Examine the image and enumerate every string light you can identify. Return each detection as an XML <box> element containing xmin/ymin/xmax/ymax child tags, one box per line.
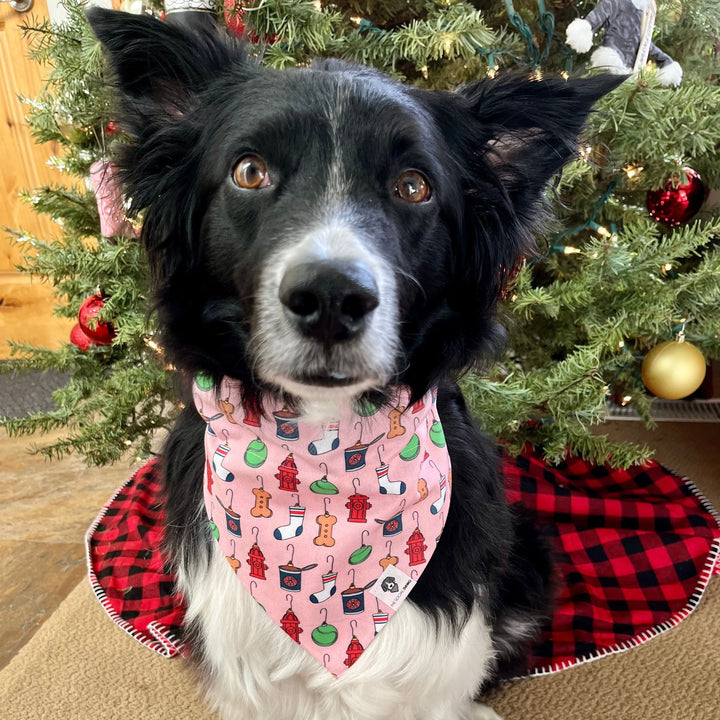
<box><xmin>563</xmin><ymin>246</ymin><xmax>581</xmax><ymax>255</ymax></box>
<box><xmin>578</xmin><ymin>144</ymin><xmax>594</xmax><ymax>161</ymax></box>
<box><xmin>350</xmin><ymin>15</ymin><xmax>361</xmax><ymax>25</ymax></box>
<box><xmin>313</xmin><ymin>0</ymin><xmax>322</xmax><ymax>10</ymax></box>
<box><xmin>560</xmin><ymin>70</ymin><xmax>569</xmax><ymax>81</ymax></box>
<box><xmin>531</xmin><ymin>68</ymin><xmax>544</xmax><ymax>81</ymax></box>
<box><xmin>621</xmin><ymin>395</ymin><xmax>632</xmax><ymax>406</ymax></box>
<box><xmin>486</xmin><ymin>66</ymin><xmax>498</xmax><ymax>78</ymax></box>
<box><xmin>618</xmin><ymin>340</ymin><xmax>625</xmax><ymax>348</ymax></box>
<box><xmin>420</xmin><ymin>65</ymin><xmax>429</xmax><ymax>79</ymax></box>
<box><xmin>624</xmin><ymin>164</ymin><xmax>644</xmax><ymax>179</ymax></box>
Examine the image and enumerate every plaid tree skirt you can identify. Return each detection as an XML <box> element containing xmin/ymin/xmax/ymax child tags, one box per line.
<box><xmin>86</xmin><ymin>449</ymin><xmax>720</xmax><ymax>674</ymax></box>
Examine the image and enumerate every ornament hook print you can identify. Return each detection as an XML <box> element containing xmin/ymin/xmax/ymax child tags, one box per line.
<box><xmin>220</xmin><ymin>487</ymin><xmax>241</xmax><ymax>537</ymax></box>
<box><xmin>311</xmin><ymin>607</ymin><xmax>339</xmax><ymax>648</ymax></box>
<box><xmin>310</xmin><ymin>461</ymin><xmax>339</xmax><ymax>495</ymax></box>
<box><xmin>227</xmin><ymin>538</ymin><xmax>241</xmax><ymax>572</ymax></box>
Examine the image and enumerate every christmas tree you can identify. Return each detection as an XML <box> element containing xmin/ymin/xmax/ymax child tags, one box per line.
<box><xmin>3</xmin><ymin>0</ymin><xmax>719</xmax><ymax>467</ymax></box>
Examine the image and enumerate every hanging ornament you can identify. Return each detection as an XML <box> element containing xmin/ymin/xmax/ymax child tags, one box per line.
<box><xmin>641</xmin><ymin>333</ymin><xmax>707</xmax><ymax>399</ymax></box>
<box><xmin>223</xmin><ymin>0</ymin><xmax>275</xmax><ymax>42</ymax></box>
<box><xmin>89</xmin><ymin>161</ymin><xmax>139</xmax><ymax>239</ymax></box>
<box><xmin>405</xmin><ymin>512</ymin><xmax>428</xmax><ymax>566</ymax></box>
<box><xmin>428</xmin><ymin>417</ymin><xmax>446</xmax><ymax>448</ymax></box>
<box><xmin>348</xmin><ymin>530</ymin><xmax>372</xmax><ymax>565</ymax></box>
<box><xmin>244</xmin><ymin>436</ymin><xmax>268</xmax><ymax>468</ymax></box>
<box><xmin>646</xmin><ymin>168</ymin><xmax>706</xmax><ymax>227</ymax></box>
<box><xmin>275</xmin><ymin>451</ymin><xmax>300</xmax><ymax>492</ymax></box>
<box><xmin>247</xmin><ymin>527</ymin><xmax>268</xmax><ymax>579</ymax></box>
<box><xmin>53</xmin><ymin>95</ymin><xmax>86</xmax><ymax>143</ymax></box>
<box><xmin>208</xmin><ymin>504</ymin><xmax>220</xmax><ymax>540</ymax></box>
<box><xmin>343</xmin><ymin>622</ymin><xmax>364</xmax><ymax>668</ymax></box>
<box><xmin>224</xmin><ymin>0</ymin><xmax>246</xmax><ymax>36</ymax></box>
<box><xmin>345</xmin><ymin>477</ymin><xmax>371</xmax><ymax>523</ymax></box>
<box><xmin>164</xmin><ymin>0</ymin><xmax>217</xmax><ymax>32</ymax></box>
<box><xmin>280</xmin><ymin>596</ymin><xmax>303</xmax><ymax>644</ymax></box>
<box><xmin>69</xmin><ymin>323</ymin><xmax>93</xmax><ymax>351</ymax></box>
<box><xmin>196</xmin><ymin>373</ymin><xmax>214</xmax><ymax>391</ymax></box>
<box><xmin>311</xmin><ymin>608</ymin><xmax>338</xmax><ymax>647</ymax></box>
<box><xmin>226</xmin><ymin>538</ymin><xmax>241</xmax><ymax>572</ymax></box>
<box><xmin>78</xmin><ymin>295</ymin><xmax>115</xmax><ymax>345</ymax></box>
<box><xmin>309</xmin><ymin>461</ymin><xmax>339</xmax><ymax>495</ymax></box>
<box><xmin>565</xmin><ymin>0</ymin><xmax>683</xmax><ymax>86</ymax></box>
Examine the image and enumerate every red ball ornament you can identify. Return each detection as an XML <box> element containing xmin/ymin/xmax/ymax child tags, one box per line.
<box><xmin>646</xmin><ymin>168</ymin><xmax>706</xmax><ymax>227</ymax></box>
<box><xmin>223</xmin><ymin>0</ymin><xmax>276</xmax><ymax>42</ymax></box>
<box><xmin>70</xmin><ymin>323</ymin><xmax>93</xmax><ymax>351</ymax></box>
<box><xmin>224</xmin><ymin>0</ymin><xmax>246</xmax><ymax>37</ymax></box>
<box><xmin>78</xmin><ymin>295</ymin><xmax>115</xmax><ymax>345</ymax></box>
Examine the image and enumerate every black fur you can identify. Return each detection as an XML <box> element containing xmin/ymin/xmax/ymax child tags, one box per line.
<box><xmin>88</xmin><ymin>6</ymin><xmax>622</xmax><ymax>691</ymax></box>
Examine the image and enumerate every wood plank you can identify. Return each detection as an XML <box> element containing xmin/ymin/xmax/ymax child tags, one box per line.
<box><xmin>0</xmin><ymin>0</ymin><xmax>73</xmax><ymax>356</ymax></box>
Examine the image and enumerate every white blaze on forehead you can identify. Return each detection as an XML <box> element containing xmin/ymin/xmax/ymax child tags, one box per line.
<box><xmin>324</xmin><ymin>78</ymin><xmax>353</xmax><ymax>205</ymax></box>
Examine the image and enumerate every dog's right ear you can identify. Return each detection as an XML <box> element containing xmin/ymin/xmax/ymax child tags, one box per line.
<box><xmin>86</xmin><ymin>7</ymin><xmax>236</xmax><ymax>131</ymax></box>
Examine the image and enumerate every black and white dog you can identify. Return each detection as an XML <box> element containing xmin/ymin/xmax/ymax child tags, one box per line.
<box><xmin>88</xmin><ymin>9</ymin><xmax>619</xmax><ymax>719</ymax></box>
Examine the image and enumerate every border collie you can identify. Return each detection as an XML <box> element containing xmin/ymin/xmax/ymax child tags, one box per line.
<box><xmin>88</xmin><ymin>9</ymin><xmax>620</xmax><ymax>719</ymax></box>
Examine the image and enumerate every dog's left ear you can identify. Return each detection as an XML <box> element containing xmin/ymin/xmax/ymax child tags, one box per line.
<box><xmin>420</xmin><ymin>73</ymin><xmax>623</xmax><ymax>299</ymax></box>
<box><xmin>449</xmin><ymin>73</ymin><xmax>624</xmax><ymax>209</ymax></box>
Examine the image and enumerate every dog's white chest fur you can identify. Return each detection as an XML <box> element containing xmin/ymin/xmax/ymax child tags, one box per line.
<box><xmin>180</xmin><ymin>543</ymin><xmax>497</xmax><ymax>720</ymax></box>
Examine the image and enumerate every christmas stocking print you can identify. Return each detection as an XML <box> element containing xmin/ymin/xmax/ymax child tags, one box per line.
<box><xmin>310</xmin><ymin>570</ymin><xmax>339</xmax><ymax>603</ymax></box>
<box><xmin>213</xmin><ymin>439</ymin><xmax>235</xmax><ymax>482</ymax></box>
<box><xmin>376</xmin><ymin>462</ymin><xmax>406</xmax><ymax>495</ymax></box>
<box><xmin>431</xmin><ymin>472</ymin><xmax>449</xmax><ymax>515</ymax></box>
<box><xmin>274</xmin><ymin>503</ymin><xmax>306</xmax><ymax>540</ymax></box>
<box><xmin>308</xmin><ymin>422</ymin><xmax>341</xmax><ymax>455</ymax></box>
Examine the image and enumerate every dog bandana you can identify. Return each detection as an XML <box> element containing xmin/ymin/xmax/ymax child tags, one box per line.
<box><xmin>192</xmin><ymin>376</ymin><xmax>451</xmax><ymax>677</ymax></box>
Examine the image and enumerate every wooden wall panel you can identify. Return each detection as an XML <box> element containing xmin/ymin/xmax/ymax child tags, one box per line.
<box><xmin>0</xmin><ymin>0</ymin><xmax>72</xmax><ymax>358</ymax></box>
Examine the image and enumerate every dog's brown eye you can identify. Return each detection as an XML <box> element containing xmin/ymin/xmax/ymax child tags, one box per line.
<box><xmin>233</xmin><ymin>155</ymin><xmax>270</xmax><ymax>189</ymax></box>
<box><xmin>395</xmin><ymin>171</ymin><xmax>431</xmax><ymax>203</ymax></box>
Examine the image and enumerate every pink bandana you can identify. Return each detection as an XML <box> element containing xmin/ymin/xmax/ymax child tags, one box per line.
<box><xmin>192</xmin><ymin>376</ymin><xmax>451</xmax><ymax>677</ymax></box>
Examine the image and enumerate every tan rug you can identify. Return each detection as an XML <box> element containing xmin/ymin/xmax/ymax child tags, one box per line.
<box><xmin>1</xmin><ymin>421</ymin><xmax>718</xmax><ymax>719</ymax></box>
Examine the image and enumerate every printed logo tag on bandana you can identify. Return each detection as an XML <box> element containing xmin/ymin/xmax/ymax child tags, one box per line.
<box><xmin>193</xmin><ymin>376</ymin><xmax>451</xmax><ymax>678</ymax></box>
<box><xmin>369</xmin><ymin>565</ymin><xmax>416</xmax><ymax>610</ymax></box>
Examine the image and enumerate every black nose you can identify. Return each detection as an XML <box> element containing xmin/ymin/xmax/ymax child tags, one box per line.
<box><xmin>279</xmin><ymin>260</ymin><xmax>379</xmax><ymax>343</ymax></box>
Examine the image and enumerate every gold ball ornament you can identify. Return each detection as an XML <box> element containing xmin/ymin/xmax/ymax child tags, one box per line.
<box><xmin>641</xmin><ymin>340</ymin><xmax>707</xmax><ymax>400</ymax></box>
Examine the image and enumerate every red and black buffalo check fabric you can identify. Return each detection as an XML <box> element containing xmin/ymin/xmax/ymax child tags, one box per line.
<box><xmin>503</xmin><ymin>448</ymin><xmax>720</xmax><ymax>675</ymax></box>
<box><xmin>87</xmin><ymin>449</ymin><xmax>720</xmax><ymax>674</ymax></box>
<box><xmin>86</xmin><ymin>458</ymin><xmax>185</xmax><ymax>657</ymax></box>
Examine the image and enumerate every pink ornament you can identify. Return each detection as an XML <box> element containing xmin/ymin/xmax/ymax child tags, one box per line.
<box><xmin>89</xmin><ymin>161</ymin><xmax>139</xmax><ymax>239</ymax></box>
